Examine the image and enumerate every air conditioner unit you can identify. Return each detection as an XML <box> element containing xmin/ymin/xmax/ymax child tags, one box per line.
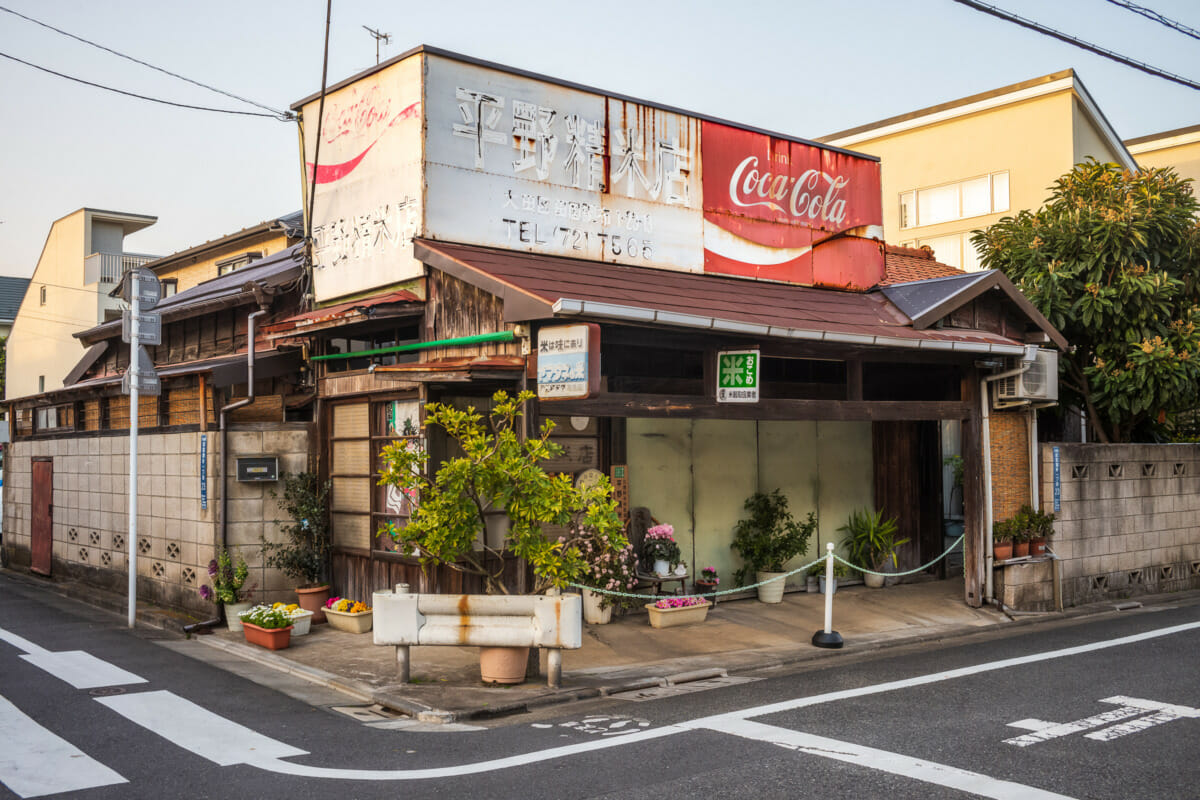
<box><xmin>995</xmin><ymin>349</ymin><xmax>1058</xmax><ymax>402</ymax></box>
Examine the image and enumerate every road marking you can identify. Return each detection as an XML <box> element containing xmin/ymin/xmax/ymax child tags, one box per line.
<box><xmin>1005</xmin><ymin>696</ymin><xmax>1200</xmax><ymax>746</ymax></box>
<box><xmin>711</xmin><ymin>718</ymin><xmax>1075</xmax><ymax>800</ymax></box>
<box><xmin>1004</xmin><ymin>707</ymin><xmax>1146</xmax><ymax>746</ymax></box>
<box><xmin>1084</xmin><ymin>696</ymin><xmax>1200</xmax><ymax>742</ymax></box>
<box><xmin>0</xmin><ymin>694</ymin><xmax>126</xmax><ymax>798</ymax></box>
<box><xmin>21</xmin><ymin>651</ymin><xmax>147</xmax><ymax>689</ymax></box>
<box><xmin>96</xmin><ymin>690</ymin><xmax>307</xmax><ymax>766</ymax></box>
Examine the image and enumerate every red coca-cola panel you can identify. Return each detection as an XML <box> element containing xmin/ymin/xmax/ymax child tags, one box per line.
<box><xmin>702</xmin><ymin>120</ymin><xmax>883</xmax><ymax>287</ymax></box>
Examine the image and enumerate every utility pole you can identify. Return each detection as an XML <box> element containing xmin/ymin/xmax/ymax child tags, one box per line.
<box><xmin>363</xmin><ymin>25</ymin><xmax>391</xmax><ymax>65</ymax></box>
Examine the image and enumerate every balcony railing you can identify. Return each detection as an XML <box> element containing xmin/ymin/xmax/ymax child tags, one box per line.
<box><xmin>84</xmin><ymin>252</ymin><xmax>159</xmax><ymax>285</ymax></box>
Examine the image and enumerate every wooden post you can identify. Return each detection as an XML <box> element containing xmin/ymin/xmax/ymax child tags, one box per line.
<box><xmin>961</xmin><ymin>377</ymin><xmax>985</xmax><ymax>607</ymax></box>
<box><xmin>198</xmin><ymin>374</ymin><xmax>209</xmax><ymax>432</ymax></box>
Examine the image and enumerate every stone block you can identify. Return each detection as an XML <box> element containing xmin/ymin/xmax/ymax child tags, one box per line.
<box><xmin>279</xmin><ymin>454</ymin><xmax>307</xmax><ymax>476</ymax></box>
<box><xmin>227</xmin><ymin>431</ymin><xmax>263</xmax><ymax>454</ymax></box>
<box><xmin>228</xmin><ymin>497</ymin><xmax>264</xmax><ymax>524</ymax></box>
<box><xmin>1118</xmin><ymin>552</ymin><xmax>1139</xmax><ymax>571</ymax></box>
<box><xmin>227</xmin><ymin>522</ymin><xmax>264</xmax><ymax>546</ymax></box>
<box><xmin>164</xmin><ymin>435</ymin><xmax>182</xmax><ymax>455</ymax></box>
<box><xmin>262</xmin><ymin>430</ymin><xmax>310</xmax><ymax>457</ymax></box>
<box><xmin>150</xmin><ymin>496</ymin><xmax>166</xmax><ymax>518</ymax></box>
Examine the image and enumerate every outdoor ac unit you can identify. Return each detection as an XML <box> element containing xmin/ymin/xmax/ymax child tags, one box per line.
<box><xmin>995</xmin><ymin>349</ymin><xmax>1058</xmax><ymax>402</ymax></box>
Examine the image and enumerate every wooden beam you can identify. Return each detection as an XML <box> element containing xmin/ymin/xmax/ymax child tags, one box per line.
<box><xmin>542</xmin><ymin>393</ymin><xmax>972</xmax><ymax>422</ymax></box>
<box><xmin>961</xmin><ymin>377</ymin><xmax>985</xmax><ymax>608</ymax></box>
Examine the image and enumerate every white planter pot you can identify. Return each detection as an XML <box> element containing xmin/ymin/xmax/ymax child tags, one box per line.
<box><xmin>756</xmin><ymin>571</ymin><xmax>786</xmax><ymax>604</ymax></box>
<box><xmin>863</xmin><ymin>571</ymin><xmax>885</xmax><ymax>589</ymax></box>
<box><xmin>581</xmin><ymin>589</ymin><xmax>612</xmax><ymax>625</ymax></box>
<box><xmin>224</xmin><ymin>601</ymin><xmax>252</xmax><ymax>632</ymax></box>
<box><xmin>819</xmin><ymin>576</ymin><xmax>837</xmax><ymax>595</ymax></box>
<box><xmin>652</xmin><ymin>559</ymin><xmax>670</xmax><ymax>577</ymax></box>
<box><xmin>290</xmin><ymin>609</ymin><xmax>314</xmax><ymax>635</ymax></box>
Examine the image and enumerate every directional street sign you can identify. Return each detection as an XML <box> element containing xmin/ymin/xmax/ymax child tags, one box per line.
<box><xmin>120</xmin><ymin>344</ymin><xmax>160</xmax><ymax>396</ymax></box>
<box><xmin>118</xmin><ymin>267</ymin><xmax>162</xmax><ymax>310</ymax></box>
<box><xmin>122</xmin><ymin>310</ymin><xmax>161</xmax><ymax>345</ymax></box>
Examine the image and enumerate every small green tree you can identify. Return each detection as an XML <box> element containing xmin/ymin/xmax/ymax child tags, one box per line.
<box><xmin>376</xmin><ymin>390</ymin><xmax>625</xmax><ymax>595</ymax></box>
<box><xmin>973</xmin><ymin>160</ymin><xmax>1200</xmax><ymax>442</ymax></box>
<box><xmin>262</xmin><ymin>472</ymin><xmax>331</xmax><ymax>587</ymax></box>
<box><xmin>730</xmin><ymin>489</ymin><xmax>816</xmax><ymax>585</ymax></box>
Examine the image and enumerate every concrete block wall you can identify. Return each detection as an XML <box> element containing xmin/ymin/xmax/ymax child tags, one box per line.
<box><xmin>1004</xmin><ymin>442</ymin><xmax>1200</xmax><ymax>610</ymax></box>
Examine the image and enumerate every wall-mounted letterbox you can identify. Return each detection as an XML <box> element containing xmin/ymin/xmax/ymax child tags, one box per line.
<box><xmin>236</xmin><ymin>456</ymin><xmax>278</xmax><ymax>482</ymax></box>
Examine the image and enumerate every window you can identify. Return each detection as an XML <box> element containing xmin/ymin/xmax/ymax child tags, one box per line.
<box><xmin>902</xmin><ymin>232</ymin><xmax>984</xmax><ymax>272</ymax></box>
<box><xmin>216</xmin><ymin>251</ymin><xmax>262</xmax><ymax>276</ymax></box>
<box><xmin>38</xmin><ymin>375</ymin><xmax>45</xmax><ymax>393</ymax></box>
<box><xmin>161</xmin><ymin>279</ymin><xmax>178</xmax><ymax>297</ymax></box>
<box><xmin>899</xmin><ymin>172</ymin><xmax>1010</xmax><ymax>229</ymax></box>
<box><xmin>39</xmin><ymin>286</ymin><xmax>46</xmax><ymax>305</ymax></box>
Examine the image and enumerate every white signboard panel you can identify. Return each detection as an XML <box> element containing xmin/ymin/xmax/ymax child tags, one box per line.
<box><xmin>537</xmin><ymin>324</ymin><xmax>597</xmax><ymax>400</ymax></box>
<box><xmin>301</xmin><ymin>57</ymin><xmax>424</xmax><ymax>302</ymax></box>
<box><xmin>423</xmin><ymin>56</ymin><xmax>704</xmax><ymax>272</ymax></box>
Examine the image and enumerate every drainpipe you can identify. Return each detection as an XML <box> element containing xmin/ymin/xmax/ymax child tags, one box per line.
<box><xmin>980</xmin><ymin>360</ymin><xmax>1033</xmax><ymax>603</ymax></box>
<box><xmin>1030</xmin><ymin>408</ymin><xmax>1039</xmax><ymax>510</ymax></box>
<box><xmin>220</xmin><ymin>307</ymin><xmax>269</xmax><ymax>550</ymax></box>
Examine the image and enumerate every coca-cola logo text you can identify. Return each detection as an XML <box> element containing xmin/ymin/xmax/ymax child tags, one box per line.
<box><xmin>323</xmin><ymin>85</ymin><xmax>393</xmax><ymax>145</ymax></box>
<box><xmin>728</xmin><ymin>156</ymin><xmax>849</xmax><ymax>226</ymax></box>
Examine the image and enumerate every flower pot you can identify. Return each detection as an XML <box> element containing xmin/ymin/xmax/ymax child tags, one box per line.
<box><xmin>819</xmin><ymin>575</ymin><xmax>837</xmax><ymax>595</ymax></box>
<box><xmin>479</xmin><ymin>646</ymin><xmax>529</xmax><ymax>684</ymax></box>
<box><xmin>806</xmin><ymin>575</ymin><xmax>818</xmax><ymax>593</ymax></box>
<box><xmin>694</xmin><ymin>580</ymin><xmax>719</xmax><ymax>606</ymax></box>
<box><xmin>1030</xmin><ymin>537</ymin><xmax>1047</xmax><ymax>556</ymax></box>
<box><xmin>652</xmin><ymin>559</ymin><xmax>670</xmax><ymax>577</ymax></box>
<box><xmin>645</xmin><ymin>599</ymin><xmax>710</xmax><ymax>628</ymax></box>
<box><xmin>296</xmin><ymin>584</ymin><xmax>330</xmax><ymax>624</ymax></box>
<box><xmin>863</xmin><ymin>571</ymin><xmax>886</xmax><ymax>589</ymax></box>
<box><xmin>581</xmin><ymin>588</ymin><xmax>612</xmax><ymax>625</ymax></box>
<box><xmin>1014</xmin><ymin>541</ymin><xmax>1030</xmax><ymax>558</ymax></box>
<box><xmin>224</xmin><ymin>601</ymin><xmax>252</xmax><ymax>633</ymax></box>
<box><xmin>756</xmin><ymin>571</ymin><xmax>786</xmax><ymax>604</ymax></box>
<box><xmin>994</xmin><ymin>541</ymin><xmax>1014</xmax><ymax>560</ymax></box>
<box><xmin>324</xmin><ymin>607</ymin><xmax>373</xmax><ymax>633</ymax></box>
<box><xmin>241</xmin><ymin>621</ymin><xmax>292</xmax><ymax>650</ymax></box>
<box><xmin>289</xmin><ymin>609</ymin><xmax>314</xmax><ymax>636</ymax></box>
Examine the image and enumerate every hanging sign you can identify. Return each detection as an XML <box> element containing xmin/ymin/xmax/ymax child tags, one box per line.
<box><xmin>536</xmin><ymin>323</ymin><xmax>600</xmax><ymax>400</ymax></box>
<box><xmin>120</xmin><ymin>345</ymin><xmax>160</xmax><ymax>396</ymax></box>
<box><xmin>716</xmin><ymin>349</ymin><xmax>760</xmax><ymax>403</ymax></box>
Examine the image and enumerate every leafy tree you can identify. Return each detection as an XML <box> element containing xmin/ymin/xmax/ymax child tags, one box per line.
<box><xmin>262</xmin><ymin>472</ymin><xmax>331</xmax><ymax>587</ymax></box>
<box><xmin>973</xmin><ymin>160</ymin><xmax>1200</xmax><ymax>442</ymax></box>
<box><xmin>376</xmin><ymin>390</ymin><xmax>625</xmax><ymax>595</ymax></box>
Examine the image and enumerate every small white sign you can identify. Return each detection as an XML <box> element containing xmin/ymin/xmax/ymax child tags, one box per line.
<box><xmin>537</xmin><ymin>324</ymin><xmax>593</xmax><ymax>400</ymax></box>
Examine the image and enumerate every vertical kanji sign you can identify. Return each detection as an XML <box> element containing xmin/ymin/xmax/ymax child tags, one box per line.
<box><xmin>717</xmin><ymin>349</ymin><xmax>760</xmax><ymax>403</ymax></box>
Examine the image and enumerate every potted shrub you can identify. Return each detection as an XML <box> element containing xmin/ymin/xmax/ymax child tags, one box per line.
<box><xmin>263</xmin><ymin>472</ymin><xmax>332</xmax><ymax>623</ymax></box>
<box><xmin>839</xmin><ymin>508</ymin><xmax>908</xmax><ymax>588</ymax></box>
<box><xmin>819</xmin><ymin>560</ymin><xmax>848</xmax><ymax>595</ymax></box>
<box><xmin>576</xmin><ymin>522</ymin><xmax>638</xmax><ymax>625</ymax></box>
<box><xmin>644</xmin><ymin>596</ymin><xmax>710</xmax><ymax>628</ymax></box>
<box><xmin>377</xmin><ymin>390</ymin><xmax>627</xmax><ymax>683</ymax></box>
<box><xmin>695</xmin><ymin>566</ymin><xmax>720</xmax><ymax>601</ymax></box>
<box><xmin>324</xmin><ymin>597</ymin><xmax>373</xmax><ymax>633</ymax></box>
<box><xmin>238</xmin><ymin>605</ymin><xmax>294</xmax><ymax>650</ymax></box>
<box><xmin>993</xmin><ymin>517</ymin><xmax>1016</xmax><ymax>560</ymax></box>
<box><xmin>270</xmin><ymin>602</ymin><xmax>314</xmax><ymax>636</ymax></box>
<box><xmin>642</xmin><ymin>524</ymin><xmax>681</xmax><ymax>576</ymax></box>
<box><xmin>198</xmin><ymin>549</ymin><xmax>255</xmax><ymax>632</ymax></box>
<box><xmin>1025</xmin><ymin>505</ymin><xmax>1056</xmax><ymax>555</ymax></box>
<box><xmin>730</xmin><ymin>489</ymin><xmax>816</xmax><ymax>604</ymax></box>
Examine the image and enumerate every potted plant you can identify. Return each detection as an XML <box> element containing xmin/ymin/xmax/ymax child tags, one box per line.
<box><xmin>198</xmin><ymin>549</ymin><xmax>255</xmax><ymax>632</ymax></box>
<box><xmin>1024</xmin><ymin>504</ymin><xmax>1056</xmax><ymax>555</ymax></box>
<box><xmin>819</xmin><ymin>560</ymin><xmax>848</xmax><ymax>595</ymax></box>
<box><xmin>271</xmin><ymin>602</ymin><xmax>314</xmax><ymax>636</ymax></box>
<box><xmin>839</xmin><ymin>508</ymin><xmax>908</xmax><ymax>588</ymax></box>
<box><xmin>575</xmin><ymin>522</ymin><xmax>638</xmax><ymax>625</ymax></box>
<box><xmin>643</xmin><ymin>524</ymin><xmax>681</xmax><ymax>576</ymax></box>
<box><xmin>730</xmin><ymin>489</ymin><xmax>816</xmax><ymax>604</ymax></box>
<box><xmin>377</xmin><ymin>390</ymin><xmax>627</xmax><ymax>684</ymax></box>
<box><xmin>805</xmin><ymin>562</ymin><xmax>822</xmax><ymax>593</ymax></box>
<box><xmin>237</xmin><ymin>604</ymin><xmax>294</xmax><ymax>650</ymax></box>
<box><xmin>644</xmin><ymin>596</ymin><xmax>710</xmax><ymax>628</ymax></box>
<box><xmin>695</xmin><ymin>566</ymin><xmax>719</xmax><ymax>595</ymax></box>
<box><xmin>993</xmin><ymin>517</ymin><xmax>1016</xmax><ymax>561</ymax></box>
<box><xmin>263</xmin><ymin>471</ymin><xmax>332</xmax><ymax>623</ymax></box>
<box><xmin>324</xmin><ymin>597</ymin><xmax>373</xmax><ymax>633</ymax></box>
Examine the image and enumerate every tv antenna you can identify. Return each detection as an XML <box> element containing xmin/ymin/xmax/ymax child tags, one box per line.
<box><xmin>363</xmin><ymin>25</ymin><xmax>392</xmax><ymax>65</ymax></box>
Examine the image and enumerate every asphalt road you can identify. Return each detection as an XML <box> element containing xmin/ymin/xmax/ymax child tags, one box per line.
<box><xmin>1</xmin><ymin>574</ymin><xmax>1197</xmax><ymax>799</ymax></box>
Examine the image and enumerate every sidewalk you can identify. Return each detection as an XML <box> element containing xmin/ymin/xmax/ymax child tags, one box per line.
<box><xmin>7</xmin><ymin>567</ymin><xmax>1174</xmax><ymax>724</ymax></box>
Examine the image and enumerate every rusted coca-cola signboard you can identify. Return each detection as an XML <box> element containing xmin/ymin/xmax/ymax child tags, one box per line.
<box><xmin>701</xmin><ymin>121</ymin><xmax>883</xmax><ymax>287</ymax></box>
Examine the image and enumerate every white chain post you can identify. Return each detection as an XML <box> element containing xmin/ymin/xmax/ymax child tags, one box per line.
<box><xmin>394</xmin><ymin>583</ymin><xmax>411</xmax><ymax>682</ymax></box>
<box><xmin>811</xmin><ymin>542</ymin><xmax>844</xmax><ymax>649</ymax></box>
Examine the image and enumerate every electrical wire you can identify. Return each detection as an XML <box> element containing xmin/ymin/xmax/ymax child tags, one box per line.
<box><xmin>0</xmin><ymin>3</ymin><xmax>294</xmax><ymax>119</ymax></box>
<box><xmin>1102</xmin><ymin>0</ymin><xmax>1200</xmax><ymax>41</ymax></box>
<box><xmin>949</xmin><ymin>0</ymin><xmax>1200</xmax><ymax>91</ymax></box>
<box><xmin>0</xmin><ymin>50</ymin><xmax>286</xmax><ymax>118</ymax></box>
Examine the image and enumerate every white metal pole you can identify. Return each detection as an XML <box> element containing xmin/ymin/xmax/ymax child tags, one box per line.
<box><xmin>127</xmin><ymin>293</ymin><xmax>140</xmax><ymax>629</ymax></box>
<box><xmin>822</xmin><ymin>542</ymin><xmax>835</xmax><ymax>633</ymax></box>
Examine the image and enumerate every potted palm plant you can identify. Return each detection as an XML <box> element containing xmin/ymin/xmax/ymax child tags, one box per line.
<box><xmin>263</xmin><ymin>472</ymin><xmax>332</xmax><ymax>623</ymax></box>
<box><xmin>839</xmin><ymin>508</ymin><xmax>907</xmax><ymax>588</ymax></box>
<box><xmin>993</xmin><ymin>517</ymin><xmax>1016</xmax><ymax>560</ymax></box>
<box><xmin>730</xmin><ymin>489</ymin><xmax>816</xmax><ymax>603</ymax></box>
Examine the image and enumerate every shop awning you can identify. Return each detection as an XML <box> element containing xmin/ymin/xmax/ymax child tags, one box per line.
<box><xmin>414</xmin><ymin>240</ymin><xmax>1064</xmax><ymax>355</ymax></box>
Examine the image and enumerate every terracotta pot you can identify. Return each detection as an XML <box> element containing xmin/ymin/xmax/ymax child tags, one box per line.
<box><xmin>694</xmin><ymin>580</ymin><xmax>719</xmax><ymax>606</ymax></box>
<box><xmin>479</xmin><ymin>646</ymin><xmax>530</xmax><ymax>684</ymax></box>
<box><xmin>645</xmin><ymin>599</ymin><xmax>710</xmax><ymax>628</ymax></box>
<box><xmin>994</xmin><ymin>541</ymin><xmax>1014</xmax><ymax>560</ymax></box>
<box><xmin>242</xmin><ymin>621</ymin><xmax>293</xmax><ymax>650</ymax></box>
<box><xmin>1014</xmin><ymin>541</ymin><xmax>1030</xmax><ymax>558</ymax></box>
<box><xmin>296</xmin><ymin>584</ymin><xmax>330</xmax><ymax>623</ymax></box>
<box><xmin>1030</xmin><ymin>537</ymin><xmax>1047</xmax><ymax>556</ymax></box>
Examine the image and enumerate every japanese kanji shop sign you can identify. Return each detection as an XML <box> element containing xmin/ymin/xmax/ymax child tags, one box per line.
<box><xmin>536</xmin><ymin>323</ymin><xmax>600</xmax><ymax>400</ymax></box>
<box><xmin>717</xmin><ymin>349</ymin><xmax>760</xmax><ymax>403</ymax></box>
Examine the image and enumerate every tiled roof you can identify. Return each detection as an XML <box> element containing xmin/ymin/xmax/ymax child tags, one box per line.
<box><xmin>0</xmin><ymin>276</ymin><xmax>30</xmax><ymax>322</ymax></box>
<box><xmin>880</xmin><ymin>245</ymin><xmax>965</xmax><ymax>286</ymax></box>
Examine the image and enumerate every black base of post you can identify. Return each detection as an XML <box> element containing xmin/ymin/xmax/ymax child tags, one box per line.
<box><xmin>811</xmin><ymin>630</ymin><xmax>844</xmax><ymax>649</ymax></box>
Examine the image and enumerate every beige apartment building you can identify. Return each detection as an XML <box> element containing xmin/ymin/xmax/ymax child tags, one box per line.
<box><xmin>7</xmin><ymin>208</ymin><xmax>157</xmax><ymax>400</ymax></box>
<box><xmin>1125</xmin><ymin>123</ymin><xmax>1200</xmax><ymax>188</ymax></box>
<box><xmin>819</xmin><ymin>69</ymin><xmax>1135</xmax><ymax>272</ymax></box>
<box><xmin>148</xmin><ymin>211</ymin><xmax>302</xmax><ymax>294</ymax></box>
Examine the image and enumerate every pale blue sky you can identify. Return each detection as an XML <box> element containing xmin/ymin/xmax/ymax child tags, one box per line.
<box><xmin>1</xmin><ymin>0</ymin><xmax>1196</xmax><ymax>277</ymax></box>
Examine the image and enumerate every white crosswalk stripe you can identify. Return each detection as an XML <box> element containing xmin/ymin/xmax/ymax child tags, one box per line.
<box><xmin>0</xmin><ymin>694</ymin><xmax>126</xmax><ymax>798</ymax></box>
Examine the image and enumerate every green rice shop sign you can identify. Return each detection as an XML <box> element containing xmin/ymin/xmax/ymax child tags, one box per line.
<box><xmin>717</xmin><ymin>349</ymin><xmax>760</xmax><ymax>403</ymax></box>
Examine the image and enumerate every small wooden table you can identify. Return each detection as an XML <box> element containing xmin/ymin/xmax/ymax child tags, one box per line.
<box><xmin>636</xmin><ymin>570</ymin><xmax>689</xmax><ymax>596</ymax></box>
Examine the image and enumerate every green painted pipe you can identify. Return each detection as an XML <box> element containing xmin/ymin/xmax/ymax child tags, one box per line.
<box><xmin>311</xmin><ymin>330</ymin><xmax>517</xmax><ymax>362</ymax></box>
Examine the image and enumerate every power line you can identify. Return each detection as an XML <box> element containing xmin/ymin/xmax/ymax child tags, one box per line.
<box><xmin>949</xmin><ymin>0</ymin><xmax>1200</xmax><ymax>91</ymax></box>
<box><xmin>1103</xmin><ymin>0</ymin><xmax>1200</xmax><ymax>42</ymax></box>
<box><xmin>0</xmin><ymin>51</ymin><xmax>286</xmax><ymax>118</ymax></box>
<box><xmin>0</xmin><ymin>4</ymin><xmax>294</xmax><ymax>120</ymax></box>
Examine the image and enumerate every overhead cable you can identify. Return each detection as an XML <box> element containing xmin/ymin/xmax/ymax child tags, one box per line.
<box><xmin>1103</xmin><ymin>0</ymin><xmax>1200</xmax><ymax>42</ymax></box>
<box><xmin>950</xmin><ymin>0</ymin><xmax>1200</xmax><ymax>91</ymax></box>
<box><xmin>0</xmin><ymin>51</ymin><xmax>285</xmax><ymax>118</ymax></box>
<box><xmin>0</xmin><ymin>3</ymin><xmax>295</xmax><ymax>120</ymax></box>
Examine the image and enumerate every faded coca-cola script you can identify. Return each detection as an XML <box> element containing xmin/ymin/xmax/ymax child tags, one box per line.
<box><xmin>727</xmin><ymin>156</ymin><xmax>849</xmax><ymax>226</ymax></box>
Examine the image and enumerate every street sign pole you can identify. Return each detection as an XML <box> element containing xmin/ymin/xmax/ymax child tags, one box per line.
<box><xmin>128</xmin><ymin>290</ymin><xmax>139</xmax><ymax>629</ymax></box>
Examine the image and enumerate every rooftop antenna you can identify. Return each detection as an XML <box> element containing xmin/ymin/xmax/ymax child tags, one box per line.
<box><xmin>363</xmin><ymin>25</ymin><xmax>391</xmax><ymax>65</ymax></box>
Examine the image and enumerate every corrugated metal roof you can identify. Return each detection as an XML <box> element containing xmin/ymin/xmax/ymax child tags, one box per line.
<box><xmin>415</xmin><ymin>240</ymin><xmax>1042</xmax><ymax>353</ymax></box>
<box><xmin>0</xmin><ymin>276</ymin><xmax>30</xmax><ymax>322</ymax></box>
<box><xmin>263</xmin><ymin>289</ymin><xmax>421</xmax><ymax>336</ymax></box>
